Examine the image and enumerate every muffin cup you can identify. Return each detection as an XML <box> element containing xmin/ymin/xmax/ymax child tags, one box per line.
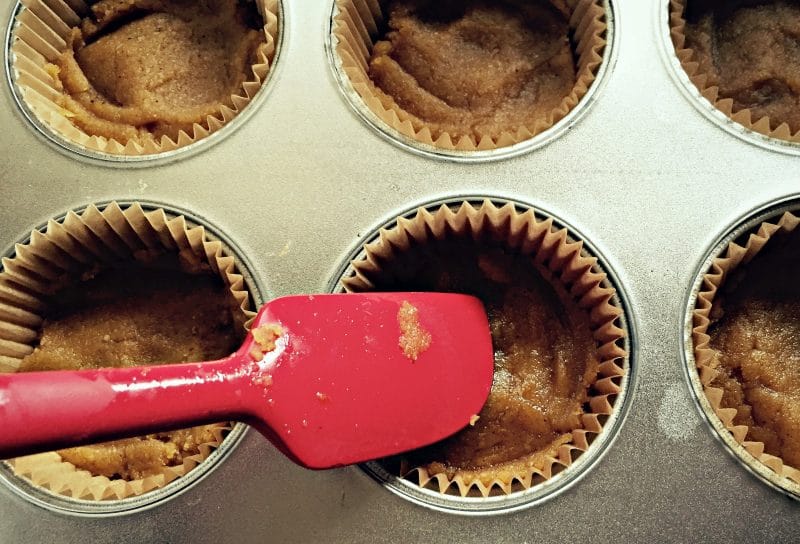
<box><xmin>667</xmin><ymin>0</ymin><xmax>800</xmax><ymax>147</ymax></box>
<box><xmin>329</xmin><ymin>0</ymin><xmax>610</xmax><ymax>156</ymax></box>
<box><xmin>6</xmin><ymin>0</ymin><xmax>280</xmax><ymax>159</ymax></box>
<box><xmin>0</xmin><ymin>201</ymin><xmax>258</xmax><ymax>505</ymax></box>
<box><xmin>688</xmin><ymin>202</ymin><xmax>800</xmax><ymax>496</ymax></box>
<box><xmin>332</xmin><ymin>198</ymin><xmax>632</xmax><ymax>508</ymax></box>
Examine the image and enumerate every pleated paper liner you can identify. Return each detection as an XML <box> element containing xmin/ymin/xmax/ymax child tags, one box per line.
<box><xmin>342</xmin><ymin>200</ymin><xmax>626</xmax><ymax>497</ymax></box>
<box><xmin>669</xmin><ymin>0</ymin><xmax>800</xmax><ymax>144</ymax></box>
<box><xmin>691</xmin><ymin>211</ymin><xmax>800</xmax><ymax>489</ymax></box>
<box><xmin>331</xmin><ymin>0</ymin><xmax>607</xmax><ymax>152</ymax></box>
<box><xmin>0</xmin><ymin>202</ymin><xmax>257</xmax><ymax>501</ymax></box>
<box><xmin>8</xmin><ymin>0</ymin><xmax>279</xmax><ymax>157</ymax></box>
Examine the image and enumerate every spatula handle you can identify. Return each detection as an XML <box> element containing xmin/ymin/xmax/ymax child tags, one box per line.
<box><xmin>0</xmin><ymin>355</ymin><xmax>251</xmax><ymax>459</ymax></box>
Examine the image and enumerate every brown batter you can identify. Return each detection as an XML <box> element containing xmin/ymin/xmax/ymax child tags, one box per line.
<box><xmin>19</xmin><ymin>261</ymin><xmax>244</xmax><ymax>480</ymax></box>
<box><xmin>368</xmin><ymin>0</ymin><xmax>577</xmax><ymax>141</ymax></box>
<box><xmin>53</xmin><ymin>0</ymin><xmax>265</xmax><ymax>142</ymax></box>
<box><xmin>684</xmin><ymin>0</ymin><xmax>800</xmax><ymax>134</ymax></box>
<box><xmin>365</xmin><ymin>240</ymin><xmax>598</xmax><ymax>477</ymax></box>
<box><xmin>708</xmin><ymin>228</ymin><xmax>800</xmax><ymax>469</ymax></box>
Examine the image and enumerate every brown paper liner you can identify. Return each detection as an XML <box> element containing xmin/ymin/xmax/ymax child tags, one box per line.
<box><xmin>691</xmin><ymin>211</ymin><xmax>800</xmax><ymax>486</ymax></box>
<box><xmin>342</xmin><ymin>200</ymin><xmax>626</xmax><ymax>496</ymax></box>
<box><xmin>0</xmin><ymin>202</ymin><xmax>257</xmax><ymax>501</ymax></box>
<box><xmin>331</xmin><ymin>0</ymin><xmax>607</xmax><ymax>151</ymax></box>
<box><xmin>669</xmin><ymin>0</ymin><xmax>800</xmax><ymax>144</ymax></box>
<box><xmin>9</xmin><ymin>0</ymin><xmax>279</xmax><ymax>156</ymax></box>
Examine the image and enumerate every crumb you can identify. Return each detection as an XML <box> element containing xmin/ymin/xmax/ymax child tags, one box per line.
<box><xmin>316</xmin><ymin>392</ymin><xmax>328</xmax><ymax>402</ymax></box>
<box><xmin>469</xmin><ymin>414</ymin><xmax>480</xmax><ymax>426</ymax></box>
<box><xmin>253</xmin><ymin>374</ymin><xmax>273</xmax><ymax>387</ymax></box>
<box><xmin>249</xmin><ymin>323</ymin><xmax>283</xmax><ymax>361</ymax></box>
<box><xmin>397</xmin><ymin>300</ymin><xmax>432</xmax><ymax>361</ymax></box>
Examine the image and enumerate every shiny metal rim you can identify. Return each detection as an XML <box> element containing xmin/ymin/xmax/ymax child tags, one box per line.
<box><xmin>0</xmin><ymin>199</ymin><xmax>270</xmax><ymax>517</ymax></box>
<box><xmin>681</xmin><ymin>193</ymin><xmax>800</xmax><ymax>502</ymax></box>
<box><xmin>324</xmin><ymin>1</ymin><xmax>619</xmax><ymax>163</ymax></box>
<box><xmin>657</xmin><ymin>0</ymin><xmax>800</xmax><ymax>156</ymax></box>
<box><xmin>327</xmin><ymin>193</ymin><xmax>639</xmax><ymax>515</ymax></box>
<box><xmin>3</xmin><ymin>1</ymin><xmax>287</xmax><ymax>168</ymax></box>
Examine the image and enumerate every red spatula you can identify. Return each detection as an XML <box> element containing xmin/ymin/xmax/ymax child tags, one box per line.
<box><xmin>0</xmin><ymin>293</ymin><xmax>493</xmax><ymax>469</ymax></box>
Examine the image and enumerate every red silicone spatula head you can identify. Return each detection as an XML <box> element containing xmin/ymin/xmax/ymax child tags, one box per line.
<box><xmin>245</xmin><ymin>293</ymin><xmax>494</xmax><ymax>468</ymax></box>
<box><xmin>0</xmin><ymin>293</ymin><xmax>493</xmax><ymax>469</ymax></box>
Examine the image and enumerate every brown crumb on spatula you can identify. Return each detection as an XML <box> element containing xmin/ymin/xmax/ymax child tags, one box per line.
<box><xmin>397</xmin><ymin>301</ymin><xmax>432</xmax><ymax>361</ymax></box>
<box><xmin>249</xmin><ymin>323</ymin><xmax>284</xmax><ymax>361</ymax></box>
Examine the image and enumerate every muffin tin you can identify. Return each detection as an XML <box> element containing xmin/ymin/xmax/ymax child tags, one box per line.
<box><xmin>1</xmin><ymin>0</ymin><xmax>799</xmax><ymax>541</ymax></box>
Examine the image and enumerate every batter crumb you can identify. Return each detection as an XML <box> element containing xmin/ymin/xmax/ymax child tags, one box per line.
<box><xmin>249</xmin><ymin>323</ymin><xmax>283</xmax><ymax>361</ymax></box>
<box><xmin>253</xmin><ymin>374</ymin><xmax>273</xmax><ymax>388</ymax></box>
<box><xmin>398</xmin><ymin>300</ymin><xmax>432</xmax><ymax>361</ymax></box>
<box><xmin>469</xmin><ymin>414</ymin><xmax>480</xmax><ymax>426</ymax></box>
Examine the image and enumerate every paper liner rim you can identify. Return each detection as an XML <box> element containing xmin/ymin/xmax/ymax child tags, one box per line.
<box><xmin>691</xmin><ymin>210</ymin><xmax>800</xmax><ymax>486</ymax></box>
<box><xmin>342</xmin><ymin>199</ymin><xmax>627</xmax><ymax>497</ymax></box>
<box><xmin>0</xmin><ymin>201</ymin><xmax>257</xmax><ymax>501</ymax></box>
<box><xmin>668</xmin><ymin>0</ymin><xmax>800</xmax><ymax>144</ymax></box>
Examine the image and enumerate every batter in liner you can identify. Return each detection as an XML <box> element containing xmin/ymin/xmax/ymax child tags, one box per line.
<box><xmin>709</xmin><ymin>229</ymin><xmax>800</xmax><ymax>468</ymax></box>
<box><xmin>20</xmin><ymin>260</ymin><xmax>244</xmax><ymax>480</ymax></box>
<box><xmin>52</xmin><ymin>0</ymin><xmax>266</xmax><ymax>142</ymax></box>
<box><xmin>368</xmin><ymin>0</ymin><xmax>577</xmax><ymax>141</ymax></box>
<box><xmin>684</xmin><ymin>0</ymin><xmax>800</xmax><ymax>134</ymax></box>
<box><xmin>364</xmin><ymin>240</ymin><xmax>599</xmax><ymax>481</ymax></box>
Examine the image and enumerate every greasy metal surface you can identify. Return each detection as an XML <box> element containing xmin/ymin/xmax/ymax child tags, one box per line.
<box><xmin>0</xmin><ymin>0</ymin><xmax>798</xmax><ymax>541</ymax></box>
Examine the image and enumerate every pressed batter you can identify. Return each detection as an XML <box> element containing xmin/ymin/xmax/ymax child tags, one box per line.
<box><xmin>709</xmin><ymin>229</ymin><xmax>800</xmax><ymax>468</ymax></box>
<box><xmin>684</xmin><ymin>0</ymin><xmax>800</xmax><ymax>134</ymax></box>
<box><xmin>368</xmin><ymin>0</ymin><xmax>577</xmax><ymax>141</ymax></box>
<box><xmin>365</xmin><ymin>241</ymin><xmax>599</xmax><ymax>477</ymax></box>
<box><xmin>20</xmin><ymin>261</ymin><xmax>244</xmax><ymax>480</ymax></box>
<box><xmin>52</xmin><ymin>0</ymin><xmax>266</xmax><ymax>142</ymax></box>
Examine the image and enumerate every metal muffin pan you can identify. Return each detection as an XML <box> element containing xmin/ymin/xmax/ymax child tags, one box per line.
<box><xmin>1</xmin><ymin>0</ymin><xmax>799</xmax><ymax>541</ymax></box>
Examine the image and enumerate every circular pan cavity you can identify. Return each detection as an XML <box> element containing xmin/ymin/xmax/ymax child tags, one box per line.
<box><xmin>0</xmin><ymin>199</ymin><xmax>269</xmax><ymax>516</ymax></box>
<box><xmin>681</xmin><ymin>194</ymin><xmax>800</xmax><ymax>502</ymax></box>
<box><xmin>325</xmin><ymin>1</ymin><xmax>618</xmax><ymax>163</ymax></box>
<box><xmin>4</xmin><ymin>0</ymin><xmax>285</xmax><ymax>167</ymax></box>
<box><xmin>327</xmin><ymin>194</ymin><xmax>638</xmax><ymax>515</ymax></box>
<box><xmin>658</xmin><ymin>0</ymin><xmax>800</xmax><ymax>156</ymax></box>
